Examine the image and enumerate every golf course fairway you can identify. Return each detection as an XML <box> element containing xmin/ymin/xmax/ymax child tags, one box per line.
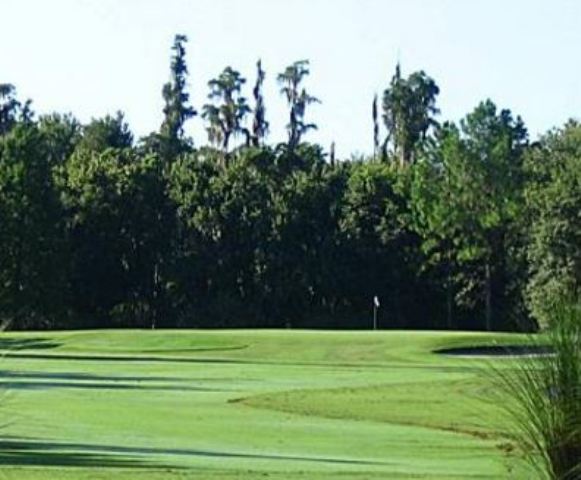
<box><xmin>0</xmin><ymin>330</ymin><xmax>532</xmax><ymax>479</ymax></box>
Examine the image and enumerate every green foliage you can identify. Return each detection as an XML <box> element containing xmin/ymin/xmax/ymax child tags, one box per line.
<box><xmin>56</xmin><ymin>148</ymin><xmax>172</xmax><ymax>327</ymax></box>
<box><xmin>76</xmin><ymin>112</ymin><xmax>133</xmax><ymax>153</ymax></box>
<box><xmin>159</xmin><ymin>34</ymin><xmax>196</xmax><ymax>158</ymax></box>
<box><xmin>1</xmin><ymin>43</ymin><xmax>579</xmax><ymax>331</ymax></box>
<box><xmin>251</xmin><ymin>59</ymin><xmax>269</xmax><ymax>147</ymax></box>
<box><xmin>372</xmin><ymin>93</ymin><xmax>380</xmax><ymax>157</ymax></box>
<box><xmin>381</xmin><ymin>64</ymin><xmax>439</xmax><ymax>165</ymax></box>
<box><xmin>525</xmin><ymin>122</ymin><xmax>581</xmax><ymax>328</ymax></box>
<box><xmin>339</xmin><ymin>162</ymin><xmax>425</xmax><ymax>326</ymax></box>
<box><xmin>0</xmin><ymin>84</ymin><xmax>32</xmax><ymax>135</ymax></box>
<box><xmin>0</xmin><ymin>122</ymin><xmax>67</xmax><ymax>326</ymax></box>
<box><xmin>168</xmin><ymin>149</ymin><xmax>275</xmax><ymax>325</ymax></box>
<box><xmin>37</xmin><ymin>113</ymin><xmax>81</xmax><ymax>165</ymax></box>
<box><xmin>269</xmin><ymin>162</ymin><xmax>347</xmax><ymax>326</ymax></box>
<box><xmin>202</xmin><ymin>67</ymin><xmax>251</xmax><ymax>155</ymax></box>
<box><xmin>277</xmin><ymin>60</ymin><xmax>320</xmax><ymax>149</ymax></box>
<box><xmin>411</xmin><ymin>101</ymin><xmax>529</xmax><ymax>331</ymax></box>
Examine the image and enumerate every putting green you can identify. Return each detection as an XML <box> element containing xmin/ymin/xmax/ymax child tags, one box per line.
<box><xmin>0</xmin><ymin>329</ymin><xmax>532</xmax><ymax>479</ymax></box>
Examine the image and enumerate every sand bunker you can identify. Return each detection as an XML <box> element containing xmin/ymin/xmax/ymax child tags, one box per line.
<box><xmin>435</xmin><ymin>344</ymin><xmax>552</xmax><ymax>358</ymax></box>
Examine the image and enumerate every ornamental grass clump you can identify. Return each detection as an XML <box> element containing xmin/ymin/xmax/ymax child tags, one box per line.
<box><xmin>496</xmin><ymin>300</ymin><xmax>581</xmax><ymax>479</ymax></box>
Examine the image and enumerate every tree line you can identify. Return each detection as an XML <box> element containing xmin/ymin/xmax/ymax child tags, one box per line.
<box><xmin>0</xmin><ymin>34</ymin><xmax>579</xmax><ymax>331</ymax></box>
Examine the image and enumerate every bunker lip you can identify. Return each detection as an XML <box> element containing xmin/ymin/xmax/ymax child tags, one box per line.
<box><xmin>434</xmin><ymin>344</ymin><xmax>552</xmax><ymax>358</ymax></box>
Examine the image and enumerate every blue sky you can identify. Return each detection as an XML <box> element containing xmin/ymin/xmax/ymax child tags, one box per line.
<box><xmin>2</xmin><ymin>0</ymin><xmax>580</xmax><ymax>157</ymax></box>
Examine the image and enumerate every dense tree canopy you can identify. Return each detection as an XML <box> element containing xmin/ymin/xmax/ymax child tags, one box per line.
<box><xmin>381</xmin><ymin>64</ymin><xmax>439</xmax><ymax>166</ymax></box>
<box><xmin>0</xmin><ymin>35</ymin><xmax>578</xmax><ymax>331</ymax></box>
<box><xmin>524</xmin><ymin>122</ymin><xmax>581</xmax><ymax>328</ymax></box>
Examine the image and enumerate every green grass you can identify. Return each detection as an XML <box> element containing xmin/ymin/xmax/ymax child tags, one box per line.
<box><xmin>0</xmin><ymin>329</ymin><xmax>534</xmax><ymax>479</ymax></box>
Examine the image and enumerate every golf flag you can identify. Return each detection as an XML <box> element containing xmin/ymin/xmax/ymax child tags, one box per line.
<box><xmin>374</xmin><ymin>296</ymin><xmax>380</xmax><ymax>308</ymax></box>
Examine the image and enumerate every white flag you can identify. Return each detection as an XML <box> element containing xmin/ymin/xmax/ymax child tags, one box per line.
<box><xmin>373</xmin><ymin>296</ymin><xmax>380</xmax><ymax>308</ymax></box>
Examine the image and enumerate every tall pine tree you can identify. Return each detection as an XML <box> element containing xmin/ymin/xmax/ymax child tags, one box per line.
<box><xmin>159</xmin><ymin>34</ymin><xmax>196</xmax><ymax>159</ymax></box>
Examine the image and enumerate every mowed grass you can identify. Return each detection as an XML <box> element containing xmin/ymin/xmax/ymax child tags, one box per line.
<box><xmin>0</xmin><ymin>329</ymin><xmax>534</xmax><ymax>479</ymax></box>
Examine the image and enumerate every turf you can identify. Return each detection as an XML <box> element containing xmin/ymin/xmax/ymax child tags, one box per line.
<box><xmin>0</xmin><ymin>329</ymin><xmax>534</xmax><ymax>479</ymax></box>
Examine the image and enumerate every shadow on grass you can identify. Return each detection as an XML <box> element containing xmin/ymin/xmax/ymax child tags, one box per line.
<box><xmin>0</xmin><ymin>440</ymin><xmax>179</xmax><ymax>469</ymax></box>
<box><xmin>0</xmin><ymin>338</ymin><xmax>61</xmax><ymax>351</ymax></box>
<box><xmin>0</xmin><ymin>370</ymin><xmax>192</xmax><ymax>383</ymax></box>
<box><xmin>2</xmin><ymin>352</ymin><xmax>481</xmax><ymax>374</ymax></box>
<box><xmin>435</xmin><ymin>344</ymin><xmax>552</xmax><ymax>357</ymax></box>
<box><xmin>2</xmin><ymin>352</ymin><xmax>245</xmax><ymax>364</ymax></box>
<box><xmin>0</xmin><ymin>438</ymin><xmax>391</xmax><ymax>467</ymax></box>
<box><xmin>0</xmin><ymin>450</ymin><xmax>176</xmax><ymax>469</ymax></box>
<box><xmin>0</xmin><ymin>371</ymin><xmax>244</xmax><ymax>392</ymax></box>
<box><xmin>0</xmin><ymin>381</ymin><xmax>229</xmax><ymax>392</ymax></box>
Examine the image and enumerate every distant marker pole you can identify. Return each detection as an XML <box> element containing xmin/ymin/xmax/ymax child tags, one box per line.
<box><xmin>373</xmin><ymin>296</ymin><xmax>380</xmax><ymax>330</ymax></box>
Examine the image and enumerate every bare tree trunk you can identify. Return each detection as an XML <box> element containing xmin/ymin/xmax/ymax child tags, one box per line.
<box><xmin>445</xmin><ymin>242</ymin><xmax>454</xmax><ymax>330</ymax></box>
<box><xmin>151</xmin><ymin>261</ymin><xmax>159</xmax><ymax>329</ymax></box>
<box><xmin>446</xmin><ymin>273</ymin><xmax>453</xmax><ymax>330</ymax></box>
<box><xmin>485</xmin><ymin>262</ymin><xmax>492</xmax><ymax>331</ymax></box>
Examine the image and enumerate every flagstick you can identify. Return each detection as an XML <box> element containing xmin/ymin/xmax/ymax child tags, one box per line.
<box><xmin>373</xmin><ymin>303</ymin><xmax>377</xmax><ymax>330</ymax></box>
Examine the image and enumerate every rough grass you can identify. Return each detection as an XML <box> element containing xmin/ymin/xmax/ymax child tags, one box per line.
<box><xmin>0</xmin><ymin>329</ymin><xmax>534</xmax><ymax>479</ymax></box>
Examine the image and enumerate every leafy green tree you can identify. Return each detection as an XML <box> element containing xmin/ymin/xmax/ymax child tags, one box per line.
<box><xmin>0</xmin><ymin>122</ymin><xmax>67</xmax><ymax>327</ymax></box>
<box><xmin>266</xmin><ymin>154</ymin><xmax>346</xmax><ymax>326</ymax></box>
<box><xmin>0</xmin><ymin>51</ymin><xmax>566</xmax><ymax>333</ymax></box>
<box><xmin>57</xmin><ymin>149</ymin><xmax>172</xmax><ymax>327</ymax></box>
<box><xmin>167</xmin><ymin>154</ymin><xmax>219</xmax><ymax>324</ymax></box>
<box><xmin>411</xmin><ymin>123</ymin><xmax>464</xmax><ymax>329</ymax></box>
<box><xmin>458</xmin><ymin>100</ymin><xmax>527</xmax><ymax>330</ymax></box>
<box><xmin>339</xmin><ymin>162</ymin><xmax>423</xmax><ymax>327</ymax></box>
<box><xmin>412</xmin><ymin>102</ymin><xmax>529</xmax><ymax>332</ymax></box>
<box><xmin>413</xmin><ymin>102</ymin><xmax>527</xmax><ymax>330</ymax></box>
<box><xmin>37</xmin><ymin>113</ymin><xmax>81</xmax><ymax>165</ymax></box>
<box><xmin>278</xmin><ymin>60</ymin><xmax>320</xmax><ymax>150</ymax></box>
<box><xmin>0</xmin><ymin>84</ymin><xmax>32</xmax><ymax>135</ymax></box>
<box><xmin>169</xmin><ymin>150</ymin><xmax>274</xmax><ymax>325</ymax></box>
<box><xmin>382</xmin><ymin>64</ymin><xmax>439</xmax><ymax>166</ymax></box>
<box><xmin>525</xmin><ymin>121</ymin><xmax>581</xmax><ymax>328</ymax></box>
<box><xmin>202</xmin><ymin>67</ymin><xmax>251</xmax><ymax>157</ymax></box>
<box><xmin>77</xmin><ymin>112</ymin><xmax>133</xmax><ymax>153</ymax></box>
